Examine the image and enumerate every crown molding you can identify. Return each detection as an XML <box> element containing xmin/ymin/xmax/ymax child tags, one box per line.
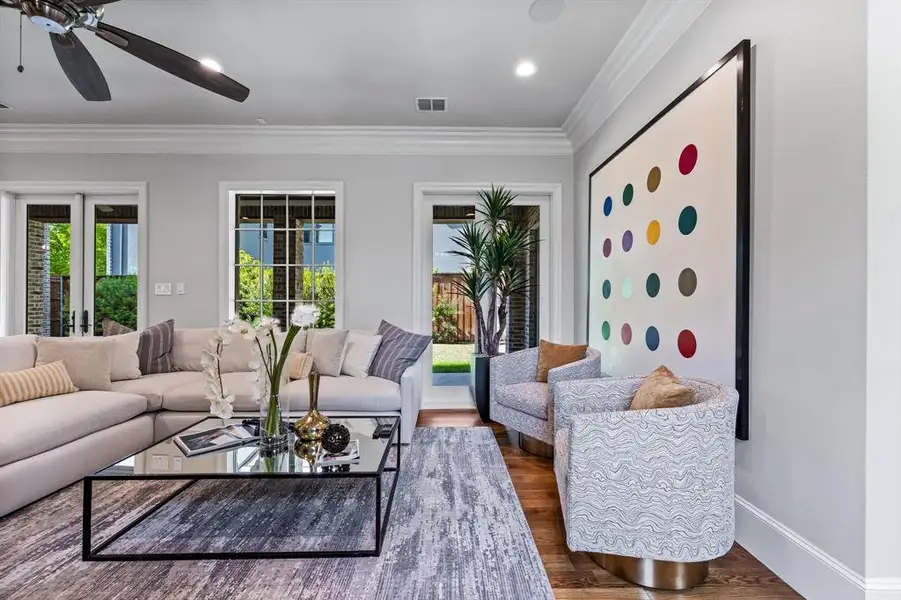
<box><xmin>0</xmin><ymin>124</ymin><xmax>573</xmax><ymax>156</ymax></box>
<box><xmin>563</xmin><ymin>0</ymin><xmax>714</xmax><ymax>153</ymax></box>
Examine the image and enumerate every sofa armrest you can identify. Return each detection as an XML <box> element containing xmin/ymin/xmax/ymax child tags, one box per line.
<box><xmin>551</xmin><ymin>376</ymin><xmax>640</xmax><ymax>438</ymax></box>
<box><xmin>489</xmin><ymin>347</ymin><xmax>539</xmax><ymax>407</ymax></box>
<box><xmin>399</xmin><ymin>344</ymin><xmax>430</xmax><ymax>444</ymax></box>
<box><xmin>563</xmin><ymin>397</ymin><xmax>738</xmax><ymax>561</ymax></box>
<box><xmin>547</xmin><ymin>348</ymin><xmax>602</xmax><ymax>387</ymax></box>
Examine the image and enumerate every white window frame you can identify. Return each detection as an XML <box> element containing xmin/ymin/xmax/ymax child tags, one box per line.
<box><xmin>218</xmin><ymin>181</ymin><xmax>345</xmax><ymax>327</ymax></box>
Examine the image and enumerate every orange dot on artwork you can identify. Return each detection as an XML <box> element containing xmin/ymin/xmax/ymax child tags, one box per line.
<box><xmin>647</xmin><ymin>220</ymin><xmax>661</xmax><ymax>245</ymax></box>
<box><xmin>647</xmin><ymin>166</ymin><xmax>661</xmax><ymax>192</ymax></box>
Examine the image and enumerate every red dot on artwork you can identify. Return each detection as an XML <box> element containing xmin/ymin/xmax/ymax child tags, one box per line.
<box><xmin>678</xmin><ymin>330</ymin><xmax>697</xmax><ymax>358</ymax></box>
<box><xmin>679</xmin><ymin>144</ymin><xmax>698</xmax><ymax>175</ymax></box>
<box><xmin>621</xmin><ymin>323</ymin><xmax>632</xmax><ymax>345</ymax></box>
<box><xmin>602</xmin><ymin>238</ymin><xmax>612</xmax><ymax>258</ymax></box>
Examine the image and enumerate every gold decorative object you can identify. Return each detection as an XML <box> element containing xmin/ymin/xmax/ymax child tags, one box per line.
<box><xmin>294</xmin><ymin>371</ymin><xmax>330</xmax><ymax>441</ymax></box>
<box><xmin>294</xmin><ymin>439</ymin><xmax>321</xmax><ymax>469</ymax></box>
<box><xmin>589</xmin><ymin>554</ymin><xmax>709</xmax><ymax>591</ymax></box>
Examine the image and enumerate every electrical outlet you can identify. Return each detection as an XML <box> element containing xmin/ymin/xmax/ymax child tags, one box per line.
<box><xmin>154</xmin><ymin>282</ymin><xmax>172</xmax><ymax>296</ymax></box>
<box><xmin>172</xmin><ymin>457</ymin><xmax>183</xmax><ymax>472</ymax></box>
<box><xmin>175</xmin><ymin>282</ymin><xmax>186</xmax><ymax>295</ymax></box>
<box><xmin>151</xmin><ymin>455</ymin><xmax>169</xmax><ymax>470</ymax></box>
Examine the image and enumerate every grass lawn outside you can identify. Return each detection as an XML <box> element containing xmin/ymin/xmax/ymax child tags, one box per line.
<box><xmin>433</xmin><ymin>343</ymin><xmax>473</xmax><ymax>373</ymax></box>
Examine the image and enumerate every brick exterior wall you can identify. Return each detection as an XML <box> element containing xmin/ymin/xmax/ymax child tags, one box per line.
<box><xmin>506</xmin><ymin>225</ymin><xmax>540</xmax><ymax>353</ymax></box>
<box><xmin>26</xmin><ymin>221</ymin><xmax>50</xmax><ymax>336</ymax></box>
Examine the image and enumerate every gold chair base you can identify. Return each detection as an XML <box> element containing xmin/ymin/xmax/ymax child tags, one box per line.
<box><xmin>589</xmin><ymin>553</ymin><xmax>709</xmax><ymax>591</ymax></box>
<box><xmin>506</xmin><ymin>428</ymin><xmax>554</xmax><ymax>458</ymax></box>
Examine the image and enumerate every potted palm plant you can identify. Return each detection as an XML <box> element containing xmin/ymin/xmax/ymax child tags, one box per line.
<box><xmin>450</xmin><ymin>185</ymin><xmax>538</xmax><ymax>422</ymax></box>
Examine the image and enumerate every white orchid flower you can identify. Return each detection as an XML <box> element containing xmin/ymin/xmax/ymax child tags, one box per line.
<box><xmin>228</xmin><ymin>320</ymin><xmax>257</xmax><ymax>341</ymax></box>
<box><xmin>291</xmin><ymin>303</ymin><xmax>319</xmax><ymax>328</ymax></box>
<box><xmin>258</xmin><ymin>316</ymin><xmax>280</xmax><ymax>332</ymax></box>
<box><xmin>210</xmin><ymin>395</ymin><xmax>235</xmax><ymax>419</ymax></box>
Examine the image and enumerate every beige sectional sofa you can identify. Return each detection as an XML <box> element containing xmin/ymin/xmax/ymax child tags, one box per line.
<box><xmin>0</xmin><ymin>329</ymin><xmax>427</xmax><ymax>517</ymax></box>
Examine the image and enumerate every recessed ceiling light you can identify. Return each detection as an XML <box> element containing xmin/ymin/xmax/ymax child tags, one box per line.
<box><xmin>529</xmin><ymin>0</ymin><xmax>566</xmax><ymax>23</ymax></box>
<box><xmin>200</xmin><ymin>57</ymin><xmax>222</xmax><ymax>73</ymax></box>
<box><xmin>516</xmin><ymin>60</ymin><xmax>537</xmax><ymax>78</ymax></box>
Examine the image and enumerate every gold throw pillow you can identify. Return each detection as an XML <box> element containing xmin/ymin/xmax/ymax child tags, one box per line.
<box><xmin>0</xmin><ymin>361</ymin><xmax>77</xmax><ymax>407</ymax></box>
<box><xmin>535</xmin><ymin>340</ymin><xmax>588</xmax><ymax>383</ymax></box>
<box><xmin>629</xmin><ymin>365</ymin><xmax>696</xmax><ymax>411</ymax></box>
<box><xmin>289</xmin><ymin>352</ymin><xmax>314</xmax><ymax>380</ymax></box>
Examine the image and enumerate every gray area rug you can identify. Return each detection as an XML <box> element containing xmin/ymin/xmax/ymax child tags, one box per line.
<box><xmin>0</xmin><ymin>427</ymin><xmax>553</xmax><ymax>600</ymax></box>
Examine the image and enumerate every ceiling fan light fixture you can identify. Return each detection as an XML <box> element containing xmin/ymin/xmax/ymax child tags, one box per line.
<box><xmin>199</xmin><ymin>57</ymin><xmax>222</xmax><ymax>73</ymax></box>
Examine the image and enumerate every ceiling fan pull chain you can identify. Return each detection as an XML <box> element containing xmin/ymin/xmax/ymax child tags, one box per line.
<box><xmin>17</xmin><ymin>11</ymin><xmax>24</xmax><ymax>73</ymax></box>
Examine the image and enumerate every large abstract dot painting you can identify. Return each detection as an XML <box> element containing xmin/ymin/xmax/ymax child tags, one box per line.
<box><xmin>678</xmin><ymin>268</ymin><xmax>698</xmax><ymax>297</ymax></box>
<box><xmin>603</xmin><ymin>196</ymin><xmax>613</xmax><ymax>216</ymax></box>
<box><xmin>621</xmin><ymin>323</ymin><xmax>632</xmax><ymax>345</ymax></box>
<box><xmin>602</xmin><ymin>279</ymin><xmax>611</xmax><ymax>299</ymax></box>
<box><xmin>601</xmin><ymin>321</ymin><xmax>611</xmax><ymax>341</ymax></box>
<box><xmin>646</xmin><ymin>273</ymin><xmax>660</xmax><ymax>298</ymax></box>
<box><xmin>647</xmin><ymin>166</ymin><xmax>661</xmax><ymax>193</ymax></box>
<box><xmin>679</xmin><ymin>144</ymin><xmax>698</xmax><ymax>175</ymax></box>
<box><xmin>602</xmin><ymin>238</ymin><xmax>612</xmax><ymax>258</ymax></box>
<box><xmin>678</xmin><ymin>206</ymin><xmax>698</xmax><ymax>235</ymax></box>
<box><xmin>623</xmin><ymin>183</ymin><xmax>634</xmax><ymax>207</ymax></box>
<box><xmin>646</xmin><ymin>220</ymin><xmax>661</xmax><ymax>245</ymax></box>
<box><xmin>622</xmin><ymin>230</ymin><xmax>634</xmax><ymax>252</ymax></box>
<box><xmin>645</xmin><ymin>326</ymin><xmax>660</xmax><ymax>351</ymax></box>
<box><xmin>678</xmin><ymin>330</ymin><xmax>697</xmax><ymax>359</ymax></box>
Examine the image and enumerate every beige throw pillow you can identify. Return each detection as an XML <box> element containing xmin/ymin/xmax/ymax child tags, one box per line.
<box><xmin>629</xmin><ymin>366</ymin><xmax>697</xmax><ymax>411</ymax></box>
<box><xmin>107</xmin><ymin>332</ymin><xmax>142</xmax><ymax>381</ymax></box>
<box><xmin>0</xmin><ymin>361</ymin><xmax>77</xmax><ymax>406</ymax></box>
<box><xmin>35</xmin><ymin>337</ymin><xmax>114</xmax><ymax>391</ymax></box>
<box><xmin>535</xmin><ymin>340</ymin><xmax>588</xmax><ymax>383</ymax></box>
<box><xmin>341</xmin><ymin>332</ymin><xmax>383</xmax><ymax>378</ymax></box>
<box><xmin>308</xmin><ymin>329</ymin><xmax>349</xmax><ymax>377</ymax></box>
<box><xmin>288</xmin><ymin>352</ymin><xmax>314</xmax><ymax>380</ymax></box>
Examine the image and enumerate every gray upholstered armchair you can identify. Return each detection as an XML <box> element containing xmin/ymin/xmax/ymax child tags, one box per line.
<box><xmin>551</xmin><ymin>376</ymin><xmax>739</xmax><ymax>590</ymax></box>
<box><xmin>489</xmin><ymin>346</ymin><xmax>602</xmax><ymax>456</ymax></box>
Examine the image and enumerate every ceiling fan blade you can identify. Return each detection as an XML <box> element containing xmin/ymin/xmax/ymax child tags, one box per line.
<box><xmin>50</xmin><ymin>32</ymin><xmax>111</xmax><ymax>101</ymax></box>
<box><xmin>95</xmin><ymin>22</ymin><xmax>250</xmax><ymax>103</ymax></box>
<box><xmin>73</xmin><ymin>0</ymin><xmax>120</xmax><ymax>6</ymax></box>
<box><xmin>0</xmin><ymin>1</ymin><xmax>21</xmax><ymax>9</ymax></box>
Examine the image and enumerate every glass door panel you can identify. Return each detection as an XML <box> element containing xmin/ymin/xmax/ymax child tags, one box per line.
<box><xmin>86</xmin><ymin>202</ymin><xmax>139</xmax><ymax>336</ymax></box>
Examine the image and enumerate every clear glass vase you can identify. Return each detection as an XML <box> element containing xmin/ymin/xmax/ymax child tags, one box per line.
<box><xmin>259</xmin><ymin>393</ymin><xmax>288</xmax><ymax>452</ymax></box>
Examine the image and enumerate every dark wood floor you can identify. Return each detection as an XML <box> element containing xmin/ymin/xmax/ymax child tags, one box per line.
<box><xmin>416</xmin><ymin>409</ymin><xmax>801</xmax><ymax>600</ymax></box>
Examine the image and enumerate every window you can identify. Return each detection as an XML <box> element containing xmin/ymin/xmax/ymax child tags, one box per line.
<box><xmin>232</xmin><ymin>191</ymin><xmax>336</xmax><ymax>328</ymax></box>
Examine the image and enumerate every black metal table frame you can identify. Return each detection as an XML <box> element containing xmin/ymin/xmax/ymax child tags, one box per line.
<box><xmin>82</xmin><ymin>416</ymin><xmax>400</xmax><ymax>561</ymax></box>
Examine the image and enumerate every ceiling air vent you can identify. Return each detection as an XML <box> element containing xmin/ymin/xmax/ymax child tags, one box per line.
<box><xmin>415</xmin><ymin>97</ymin><xmax>447</xmax><ymax>112</ymax></box>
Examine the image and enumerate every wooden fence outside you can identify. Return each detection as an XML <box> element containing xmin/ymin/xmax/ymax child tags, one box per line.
<box><xmin>432</xmin><ymin>273</ymin><xmax>476</xmax><ymax>343</ymax></box>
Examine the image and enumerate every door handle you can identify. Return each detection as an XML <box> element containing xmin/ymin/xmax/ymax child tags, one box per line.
<box><xmin>81</xmin><ymin>310</ymin><xmax>91</xmax><ymax>335</ymax></box>
<box><xmin>69</xmin><ymin>310</ymin><xmax>77</xmax><ymax>337</ymax></box>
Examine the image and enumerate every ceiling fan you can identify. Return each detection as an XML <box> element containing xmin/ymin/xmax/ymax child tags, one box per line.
<box><xmin>0</xmin><ymin>0</ymin><xmax>250</xmax><ymax>102</ymax></box>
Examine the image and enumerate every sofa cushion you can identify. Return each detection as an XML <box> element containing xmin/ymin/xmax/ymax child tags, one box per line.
<box><xmin>35</xmin><ymin>337</ymin><xmax>114</xmax><ymax>391</ymax></box>
<box><xmin>281</xmin><ymin>375</ymin><xmax>401</xmax><ymax>412</ymax></box>
<box><xmin>0</xmin><ymin>391</ymin><xmax>147</xmax><ymax>467</ymax></box>
<box><xmin>0</xmin><ymin>335</ymin><xmax>37</xmax><ymax>373</ymax></box>
<box><xmin>111</xmin><ymin>371</ymin><xmax>205</xmax><ymax>411</ymax></box>
<box><xmin>162</xmin><ymin>371</ymin><xmax>258</xmax><ymax>412</ymax></box>
<box><xmin>496</xmin><ymin>382</ymin><xmax>552</xmax><ymax>420</ymax></box>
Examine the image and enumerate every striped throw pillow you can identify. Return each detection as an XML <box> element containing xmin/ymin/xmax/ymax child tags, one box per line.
<box><xmin>0</xmin><ymin>361</ymin><xmax>77</xmax><ymax>407</ymax></box>
<box><xmin>102</xmin><ymin>318</ymin><xmax>135</xmax><ymax>337</ymax></box>
<box><xmin>288</xmin><ymin>352</ymin><xmax>314</xmax><ymax>380</ymax></box>
<box><xmin>138</xmin><ymin>319</ymin><xmax>176</xmax><ymax>375</ymax></box>
<box><xmin>369</xmin><ymin>320</ymin><xmax>431</xmax><ymax>383</ymax></box>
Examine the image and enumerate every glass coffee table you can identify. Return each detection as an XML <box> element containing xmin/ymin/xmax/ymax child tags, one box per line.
<box><xmin>83</xmin><ymin>415</ymin><xmax>400</xmax><ymax>561</ymax></box>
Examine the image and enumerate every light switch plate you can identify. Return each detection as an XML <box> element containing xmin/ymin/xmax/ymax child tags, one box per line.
<box><xmin>151</xmin><ymin>455</ymin><xmax>169</xmax><ymax>470</ymax></box>
<box><xmin>155</xmin><ymin>282</ymin><xmax>172</xmax><ymax>296</ymax></box>
<box><xmin>172</xmin><ymin>457</ymin><xmax>183</xmax><ymax>472</ymax></box>
<box><xmin>175</xmin><ymin>282</ymin><xmax>186</xmax><ymax>295</ymax></box>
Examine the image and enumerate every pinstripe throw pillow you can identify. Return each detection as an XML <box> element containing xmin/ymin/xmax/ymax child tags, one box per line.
<box><xmin>369</xmin><ymin>320</ymin><xmax>431</xmax><ymax>383</ymax></box>
<box><xmin>0</xmin><ymin>361</ymin><xmax>77</xmax><ymax>407</ymax></box>
<box><xmin>138</xmin><ymin>319</ymin><xmax>176</xmax><ymax>375</ymax></box>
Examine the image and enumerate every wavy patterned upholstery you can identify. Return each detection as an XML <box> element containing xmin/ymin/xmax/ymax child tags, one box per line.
<box><xmin>551</xmin><ymin>376</ymin><xmax>739</xmax><ymax>563</ymax></box>
<box><xmin>490</xmin><ymin>347</ymin><xmax>602</xmax><ymax>444</ymax></box>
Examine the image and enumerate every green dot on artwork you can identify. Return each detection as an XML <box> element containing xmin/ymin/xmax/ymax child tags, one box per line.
<box><xmin>623</xmin><ymin>183</ymin><xmax>634</xmax><ymax>206</ymax></box>
<box><xmin>602</xmin><ymin>280</ymin><xmax>611</xmax><ymax>299</ymax></box>
<box><xmin>679</xmin><ymin>206</ymin><xmax>698</xmax><ymax>235</ymax></box>
<box><xmin>601</xmin><ymin>321</ymin><xmax>611</xmax><ymax>341</ymax></box>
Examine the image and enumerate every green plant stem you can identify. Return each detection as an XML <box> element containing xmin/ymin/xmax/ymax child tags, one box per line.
<box><xmin>263</xmin><ymin>394</ymin><xmax>281</xmax><ymax>438</ymax></box>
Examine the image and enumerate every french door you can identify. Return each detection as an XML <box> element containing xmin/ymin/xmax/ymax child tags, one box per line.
<box><xmin>14</xmin><ymin>194</ymin><xmax>141</xmax><ymax>337</ymax></box>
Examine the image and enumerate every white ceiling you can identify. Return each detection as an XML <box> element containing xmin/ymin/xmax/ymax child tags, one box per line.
<box><xmin>0</xmin><ymin>0</ymin><xmax>644</xmax><ymax>127</ymax></box>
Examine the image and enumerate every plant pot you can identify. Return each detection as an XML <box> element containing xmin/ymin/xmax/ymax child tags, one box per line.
<box><xmin>470</xmin><ymin>354</ymin><xmax>491</xmax><ymax>422</ymax></box>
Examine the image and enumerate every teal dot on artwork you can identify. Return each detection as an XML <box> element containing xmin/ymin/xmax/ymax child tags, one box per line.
<box><xmin>602</xmin><ymin>280</ymin><xmax>611</xmax><ymax>299</ymax></box>
<box><xmin>622</xmin><ymin>277</ymin><xmax>633</xmax><ymax>299</ymax></box>
<box><xmin>679</xmin><ymin>206</ymin><xmax>698</xmax><ymax>235</ymax></box>
<box><xmin>601</xmin><ymin>321</ymin><xmax>611</xmax><ymax>341</ymax></box>
<box><xmin>646</xmin><ymin>273</ymin><xmax>660</xmax><ymax>298</ymax></box>
<box><xmin>623</xmin><ymin>183</ymin><xmax>634</xmax><ymax>206</ymax></box>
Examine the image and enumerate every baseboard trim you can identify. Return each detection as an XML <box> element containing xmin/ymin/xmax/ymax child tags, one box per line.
<box><xmin>735</xmin><ymin>495</ymin><xmax>865</xmax><ymax>599</ymax></box>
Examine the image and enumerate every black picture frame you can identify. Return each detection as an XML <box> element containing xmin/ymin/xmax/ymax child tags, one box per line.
<box><xmin>586</xmin><ymin>40</ymin><xmax>752</xmax><ymax>440</ymax></box>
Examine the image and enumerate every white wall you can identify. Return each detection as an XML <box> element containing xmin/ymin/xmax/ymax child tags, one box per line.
<box><xmin>0</xmin><ymin>153</ymin><xmax>573</xmax><ymax>334</ymax></box>
<box><xmin>573</xmin><ymin>0</ymin><xmax>868</xmax><ymax>592</ymax></box>
<box><xmin>866</xmin><ymin>0</ymin><xmax>901</xmax><ymax>587</ymax></box>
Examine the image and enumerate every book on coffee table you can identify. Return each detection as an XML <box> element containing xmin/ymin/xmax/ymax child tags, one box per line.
<box><xmin>317</xmin><ymin>439</ymin><xmax>360</xmax><ymax>466</ymax></box>
<box><xmin>174</xmin><ymin>423</ymin><xmax>258</xmax><ymax>457</ymax></box>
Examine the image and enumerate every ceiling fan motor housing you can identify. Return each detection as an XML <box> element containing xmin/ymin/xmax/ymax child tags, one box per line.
<box><xmin>21</xmin><ymin>1</ymin><xmax>79</xmax><ymax>34</ymax></box>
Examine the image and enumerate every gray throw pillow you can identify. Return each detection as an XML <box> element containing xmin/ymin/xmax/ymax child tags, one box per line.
<box><xmin>102</xmin><ymin>318</ymin><xmax>135</xmax><ymax>337</ymax></box>
<box><xmin>369</xmin><ymin>320</ymin><xmax>431</xmax><ymax>383</ymax></box>
<box><xmin>138</xmin><ymin>319</ymin><xmax>176</xmax><ymax>375</ymax></box>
